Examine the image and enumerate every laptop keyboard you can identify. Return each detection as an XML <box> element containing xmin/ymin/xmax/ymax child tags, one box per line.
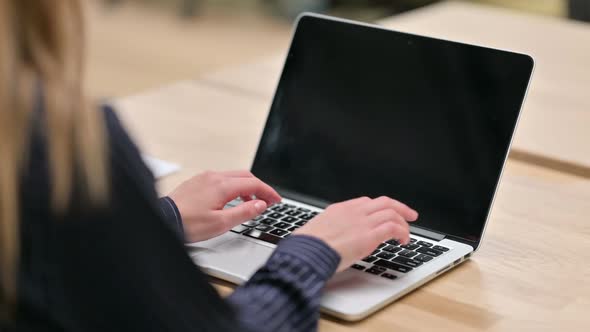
<box><xmin>357</xmin><ymin>238</ymin><xmax>450</xmax><ymax>279</ymax></box>
<box><xmin>229</xmin><ymin>202</ymin><xmax>318</xmax><ymax>244</ymax></box>
<box><xmin>229</xmin><ymin>201</ymin><xmax>451</xmax><ymax>280</ymax></box>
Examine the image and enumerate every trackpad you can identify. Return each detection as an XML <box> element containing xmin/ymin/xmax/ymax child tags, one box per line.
<box><xmin>195</xmin><ymin>238</ymin><xmax>274</xmax><ymax>282</ymax></box>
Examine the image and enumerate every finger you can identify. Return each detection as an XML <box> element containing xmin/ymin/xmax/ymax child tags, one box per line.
<box><xmin>239</xmin><ymin>195</ymin><xmax>253</xmax><ymax>202</ymax></box>
<box><xmin>367</xmin><ymin>209</ymin><xmax>407</xmax><ymax>230</ymax></box>
<box><xmin>371</xmin><ymin>221</ymin><xmax>411</xmax><ymax>245</ymax></box>
<box><xmin>370</xmin><ymin>212</ymin><xmax>410</xmax><ymax>244</ymax></box>
<box><xmin>217</xmin><ymin>200</ymin><xmax>267</xmax><ymax>227</ymax></box>
<box><xmin>220</xmin><ymin>170</ymin><xmax>255</xmax><ymax>178</ymax></box>
<box><xmin>222</xmin><ymin>177</ymin><xmax>282</xmax><ymax>205</ymax></box>
<box><xmin>222</xmin><ymin>172</ymin><xmax>271</xmax><ymax>202</ymax></box>
<box><xmin>363</xmin><ymin>196</ymin><xmax>418</xmax><ymax>221</ymax></box>
<box><xmin>335</xmin><ymin>196</ymin><xmax>371</xmax><ymax>207</ymax></box>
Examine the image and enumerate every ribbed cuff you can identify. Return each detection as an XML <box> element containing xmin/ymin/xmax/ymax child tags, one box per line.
<box><xmin>272</xmin><ymin>235</ymin><xmax>341</xmax><ymax>280</ymax></box>
<box><xmin>158</xmin><ymin>196</ymin><xmax>185</xmax><ymax>240</ymax></box>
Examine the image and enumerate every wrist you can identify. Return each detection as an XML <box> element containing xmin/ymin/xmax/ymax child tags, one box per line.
<box><xmin>272</xmin><ymin>235</ymin><xmax>341</xmax><ymax>280</ymax></box>
<box><xmin>159</xmin><ymin>196</ymin><xmax>185</xmax><ymax>240</ymax></box>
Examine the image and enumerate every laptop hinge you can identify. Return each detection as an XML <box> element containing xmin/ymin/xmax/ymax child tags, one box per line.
<box><xmin>276</xmin><ymin>187</ymin><xmax>332</xmax><ymax>209</ymax></box>
<box><xmin>410</xmin><ymin>226</ymin><xmax>446</xmax><ymax>242</ymax></box>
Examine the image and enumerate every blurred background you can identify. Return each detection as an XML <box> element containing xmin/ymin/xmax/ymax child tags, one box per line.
<box><xmin>88</xmin><ymin>0</ymin><xmax>589</xmax><ymax>99</ymax></box>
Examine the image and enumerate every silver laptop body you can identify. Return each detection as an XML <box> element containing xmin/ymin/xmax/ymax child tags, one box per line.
<box><xmin>187</xmin><ymin>13</ymin><xmax>534</xmax><ymax>321</ymax></box>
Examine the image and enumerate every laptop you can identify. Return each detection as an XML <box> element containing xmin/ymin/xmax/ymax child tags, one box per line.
<box><xmin>187</xmin><ymin>13</ymin><xmax>534</xmax><ymax>321</ymax></box>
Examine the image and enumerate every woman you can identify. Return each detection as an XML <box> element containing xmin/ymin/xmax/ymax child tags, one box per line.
<box><xmin>0</xmin><ymin>1</ymin><xmax>418</xmax><ymax>331</ymax></box>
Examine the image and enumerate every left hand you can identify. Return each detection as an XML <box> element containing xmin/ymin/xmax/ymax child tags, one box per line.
<box><xmin>168</xmin><ymin>170</ymin><xmax>282</xmax><ymax>242</ymax></box>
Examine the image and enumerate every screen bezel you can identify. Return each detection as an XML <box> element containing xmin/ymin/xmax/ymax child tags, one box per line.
<box><xmin>250</xmin><ymin>13</ymin><xmax>535</xmax><ymax>251</ymax></box>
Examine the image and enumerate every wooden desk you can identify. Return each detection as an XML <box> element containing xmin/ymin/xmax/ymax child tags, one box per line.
<box><xmin>200</xmin><ymin>1</ymin><xmax>590</xmax><ymax>178</ymax></box>
<box><xmin>115</xmin><ymin>81</ymin><xmax>590</xmax><ymax>331</ymax></box>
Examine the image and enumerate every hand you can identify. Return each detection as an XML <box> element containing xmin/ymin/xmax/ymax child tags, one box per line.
<box><xmin>168</xmin><ymin>170</ymin><xmax>281</xmax><ymax>242</ymax></box>
<box><xmin>294</xmin><ymin>196</ymin><xmax>418</xmax><ymax>272</ymax></box>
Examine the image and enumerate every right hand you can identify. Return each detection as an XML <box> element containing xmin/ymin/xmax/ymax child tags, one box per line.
<box><xmin>293</xmin><ymin>196</ymin><xmax>419</xmax><ymax>272</ymax></box>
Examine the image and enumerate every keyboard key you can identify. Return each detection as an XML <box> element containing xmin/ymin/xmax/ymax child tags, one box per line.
<box><xmin>409</xmin><ymin>238</ymin><xmax>417</xmax><ymax>243</ymax></box>
<box><xmin>260</xmin><ymin>218</ymin><xmax>277</xmax><ymax>225</ymax></box>
<box><xmin>398</xmin><ymin>250</ymin><xmax>418</xmax><ymax>258</ymax></box>
<box><xmin>382</xmin><ymin>245</ymin><xmax>403</xmax><ymax>254</ymax></box>
<box><xmin>230</xmin><ymin>225</ymin><xmax>250</xmax><ymax>234</ymax></box>
<box><xmin>273</xmin><ymin>222</ymin><xmax>291</xmax><ymax>229</ymax></box>
<box><xmin>253</xmin><ymin>215</ymin><xmax>265</xmax><ymax>221</ymax></box>
<box><xmin>242</xmin><ymin>220</ymin><xmax>260</xmax><ymax>227</ymax></box>
<box><xmin>297</xmin><ymin>207</ymin><xmax>310</xmax><ymax>212</ymax></box>
<box><xmin>255</xmin><ymin>224</ymin><xmax>273</xmax><ymax>232</ymax></box>
<box><xmin>269</xmin><ymin>229</ymin><xmax>289</xmax><ymax>237</ymax></box>
<box><xmin>268</xmin><ymin>212</ymin><xmax>284</xmax><ymax>219</ymax></box>
<box><xmin>351</xmin><ymin>264</ymin><xmax>365</xmax><ymax>270</ymax></box>
<box><xmin>281</xmin><ymin>216</ymin><xmax>298</xmax><ymax>223</ymax></box>
<box><xmin>376</xmin><ymin>252</ymin><xmax>395</xmax><ymax>260</ymax></box>
<box><xmin>416</xmin><ymin>247</ymin><xmax>443</xmax><ymax>257</ymax></box>
<box><xmin>285</xmin><ymin>210</ymin><xmax>301</xmax><ymax>217</ymax></box>
<box><xmin>371</xmin><ymin>250</ymin><xmax>380</xmax><ymax>256</ymax></box>
<box><xmin>284</xmin><ymin>204</ymin><xmax>296</xmax><ymax>208</ymax></box>
<box><xmin>299</xmin><ymin>214</ymin><xmax>314</xmax><ymax>220</ymax></box>
<box><xmin>417</xmin><ymin>241</ymin><xmax>433</xmax><ymax>247</ymax></box>
<box><xmin>377</xmin><ymin>243</ymin><xmax>387</xmax><ymax>249</ymax></box>
<box><xmin>287</xmin><ymin>226</ymin><xmax>299</xmax><ymax>232</ymax></box>
<box><xmin>386</xmin><ymin>239</ymin><xmax>400</xmax><ymax>246</ymax></box>
<box><xmin>365</xmin><ymin>268</ymin><xmax>382</xmax><ymax>275</ymax></box>
<box><xmin>433</xmin><ymin>245</ymin><xmax>450</xmax><ymax>252</ymax></box>
<box><xmin>400</xmin><ymin>243</ymin><xmax>420</xmax><ymax>250</ymax></box>
<box><xmin>244</xmin><ymin>229</ymin><xmax>282</xmax><ymax>244</ymax></box>
<box><xmin>381</xmin><ymin>273</ymin><xmax>398</xmax><ymax>280</ymax></box>
<box><xmin>373</xmin><ymin>259</ymin><xmax>413</xmax><ymax>273</ymax></box>
<box><xmin>310</xmin><ymin>211</ymin><xmax>319</xmax><ymax>215</ymax></box>
<box><xmin>295</xmin><ymin>220</ymin><xmax>308</xmax><ymax>226</ymax></box>
<box><xmin>415</xmin><ymin>254</ymin><xmax>434</xmax><ymax>263</ymax></box>
<box><xmin>362</xmin><ymin>256</ymin><xmax>377</xmax><ymax>263</ymax></box>
<box><xmin>373</xmin><ymin>265</ymin><xmax>386</xmax><ymax>272</ymax></box>
<box><xmin>392</xmin><ymin>256</ymin><xmax>423</xmax><ymax>268</ymax></box>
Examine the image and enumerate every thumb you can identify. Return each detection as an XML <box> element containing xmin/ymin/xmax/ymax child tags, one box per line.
<box><xmin>220</xmin><ymin>200</ymin><xmax>267</xmax><ymax>226</ymax></box>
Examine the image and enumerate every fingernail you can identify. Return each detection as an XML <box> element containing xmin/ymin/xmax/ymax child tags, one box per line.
<box><xmin>254</xmin><ymin>201</ymin><xmax>267</xmax><ymax>213</ymax></box>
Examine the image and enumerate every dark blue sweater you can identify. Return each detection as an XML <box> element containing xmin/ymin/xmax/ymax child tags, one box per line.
<box><xmin>11</xmin><ymin>105</ymin><xmax>340</xmax><ymax>331</ymax></box>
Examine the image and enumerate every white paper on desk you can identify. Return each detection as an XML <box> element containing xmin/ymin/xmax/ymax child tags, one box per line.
<box><xmin>142</xmin><ymin>155</ymin><xmax>181</xmax><ymax>179</ymax></box>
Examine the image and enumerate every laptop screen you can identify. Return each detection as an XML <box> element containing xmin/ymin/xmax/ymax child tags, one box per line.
<box><xmin>251</xmin><ymin>15</ymin><xmax>533</xmax><ymax>244</ymax></box>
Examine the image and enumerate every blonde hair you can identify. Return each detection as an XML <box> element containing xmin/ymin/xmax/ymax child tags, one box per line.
<box><xmin>0</xmin><ymin>0</ymin><xmax>108</xmax><ymax>319</ymax></box>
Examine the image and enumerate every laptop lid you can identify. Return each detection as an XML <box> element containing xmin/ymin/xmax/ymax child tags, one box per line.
<box><xmin>251</xmin><ymin>14</ymin><xmax>534</xmax><ymax>249</ymax></box>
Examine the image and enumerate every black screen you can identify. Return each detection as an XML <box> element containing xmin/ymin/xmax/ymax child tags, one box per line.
<box><xmin>251</xmin><ymin>15</ymin><xmax>533</xmax><ymax>243</ymax></box>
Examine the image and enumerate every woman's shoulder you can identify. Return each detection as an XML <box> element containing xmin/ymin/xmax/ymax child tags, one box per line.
<box><xmin>98</xmin><ymin>103</ymin><xmax>156</xmax><ymax>192</ymax></box>
<box><xmin>100</xmin><ymin>104</ymin><xmax>136</xmax><ymax>152</ymax></box>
